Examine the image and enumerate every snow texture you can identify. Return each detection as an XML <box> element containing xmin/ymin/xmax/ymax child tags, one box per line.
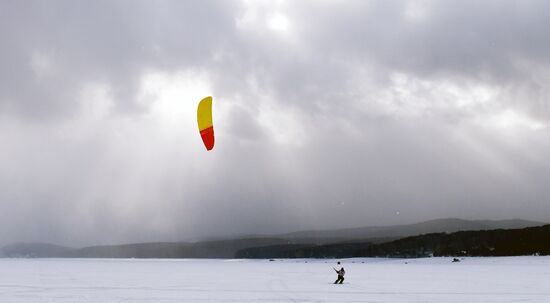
<box><xmin>0</xmin><ymin>257</ymin><xmax>549</xmax><ymax>302</ymax></box>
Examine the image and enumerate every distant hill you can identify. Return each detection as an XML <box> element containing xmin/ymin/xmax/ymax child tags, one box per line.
<box><xmin>237</xmin><ymin>224</ymin><xmax>550</xmax><ymax>258</ymax></box>
<box><xmin>1</xmin><ymin>243</ymin><xmax>72</xmax><ymax>258</ymax></box>
<box><xmin>1</xmin><ymin>218</ymin><xmax>546</xmax><ymax>258</ymax></box>
<box><xmin>0</xmin><ymin>238</ymin><xmax>298</xmax><ymax>259</ymax></box>
<box><xmin>274</xmin><ymin>218</ymin><xmax>545</xmax><ymax>243</ymax></box>
<box><xmin>62</xmin><ymin>238</ymin><xmax>294</xmax><ymax>258</ymax></box>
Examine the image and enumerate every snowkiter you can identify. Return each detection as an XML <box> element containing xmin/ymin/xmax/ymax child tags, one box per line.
<box><xmin>333</xmin><ymin>262</ymin><xmax>345</xmax><ymax>284</ymax></box>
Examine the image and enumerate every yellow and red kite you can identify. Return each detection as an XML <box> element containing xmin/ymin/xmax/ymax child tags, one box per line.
<box><xmin>197</xmin><ymin>96</ymin><xmax>215</xmax><ymax>151</ymax></box>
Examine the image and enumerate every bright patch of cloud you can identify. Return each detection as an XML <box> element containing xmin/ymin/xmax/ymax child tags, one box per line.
<box><xmin>267</xmin><ymin>13</ymin><xmax>290</xmax><ymax>32</ymax></box>
<box><xmin>357</xmin><ymin>72</ymin><xmax>500</xmax><ymax>119</ymax></box>
<box><xmin>236</xmin><ymin>0</ymin><xmax>291</xmax><ymax>35</ymax></box>
<box><xmin>489</xmin><ymin>110</ymin><xmax>547</xmax><ymax>131</ymax></box>
<box><xmin>139</xmin><ymin>70</ymin><xmax>212</xmax><ymax>130</ymax></box>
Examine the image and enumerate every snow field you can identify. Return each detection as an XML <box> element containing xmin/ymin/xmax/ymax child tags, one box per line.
<box><xmin>0</xmin><ymin>257</ymin><xmax>549</xmax><ymax>302</ymax></box>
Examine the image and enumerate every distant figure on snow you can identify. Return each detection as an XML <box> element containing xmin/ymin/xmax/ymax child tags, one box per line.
<box><xmin>333</xmin><ymin>261</ymin><xmax>345</xmax><ymax>284</ymax></box>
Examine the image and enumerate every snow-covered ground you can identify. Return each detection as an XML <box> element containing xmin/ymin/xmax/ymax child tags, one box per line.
<box><xmin>0</xmin><ymin>257</ymin><xmax>549</xmax><ymax>302</ymax></box>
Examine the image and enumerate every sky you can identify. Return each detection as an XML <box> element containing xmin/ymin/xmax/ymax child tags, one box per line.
<box><xmin>1</xmin><ymin>0</ymin><xmax>550</xmax><ymax>247</ymax></box>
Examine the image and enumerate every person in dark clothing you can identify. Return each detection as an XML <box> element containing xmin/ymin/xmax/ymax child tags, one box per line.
<box><xmin>333</xmin><ymin>261</ymin><xmax>345</xmax><ymax>284</ymax></box>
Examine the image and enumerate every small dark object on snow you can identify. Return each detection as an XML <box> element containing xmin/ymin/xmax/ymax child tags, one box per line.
<box><xmin>452</xmin><ymin>258</ymin><xmax>460</xmax><ymax>262</ymax></box>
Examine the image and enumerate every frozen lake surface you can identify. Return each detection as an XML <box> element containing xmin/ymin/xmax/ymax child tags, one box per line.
<box><xmin>1</xmin><ymin>256</ymin><xmax>549</xmax><ymax>302</ymax></box>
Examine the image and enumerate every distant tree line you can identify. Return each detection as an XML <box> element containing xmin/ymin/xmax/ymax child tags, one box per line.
<box><xmin>236</xmin><ymin>225</ymin><xmax>550</xmax><ymax>258</ymax></box>
<box><xmin>4</xmin><ymin>224</ymin><xmax>548</xmax><ymax>259</ymax></box>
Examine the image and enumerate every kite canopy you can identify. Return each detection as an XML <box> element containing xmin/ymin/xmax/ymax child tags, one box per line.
<box><xmin>197</xmin><ymin>96</ymin><xmax>215</xmax><ymax>151</ymax></box>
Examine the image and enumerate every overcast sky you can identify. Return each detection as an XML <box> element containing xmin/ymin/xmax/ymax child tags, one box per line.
<box><xmin>1</xmin><ymin>0</ymin><xmax>550</xmax><ymax>246</ymax></box>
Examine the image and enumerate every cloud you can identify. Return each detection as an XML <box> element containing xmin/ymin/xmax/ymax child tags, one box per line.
<box><xmin>1</xmin><ymin>0</ymin><xmax>549</xmax><ymax>246</ymax></box>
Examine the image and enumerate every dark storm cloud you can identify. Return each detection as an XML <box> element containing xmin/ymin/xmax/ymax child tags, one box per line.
<box><xmin>1</xmin><ymin>0</ymin><xmax>550</xmax><ymax>246</ymax></box>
